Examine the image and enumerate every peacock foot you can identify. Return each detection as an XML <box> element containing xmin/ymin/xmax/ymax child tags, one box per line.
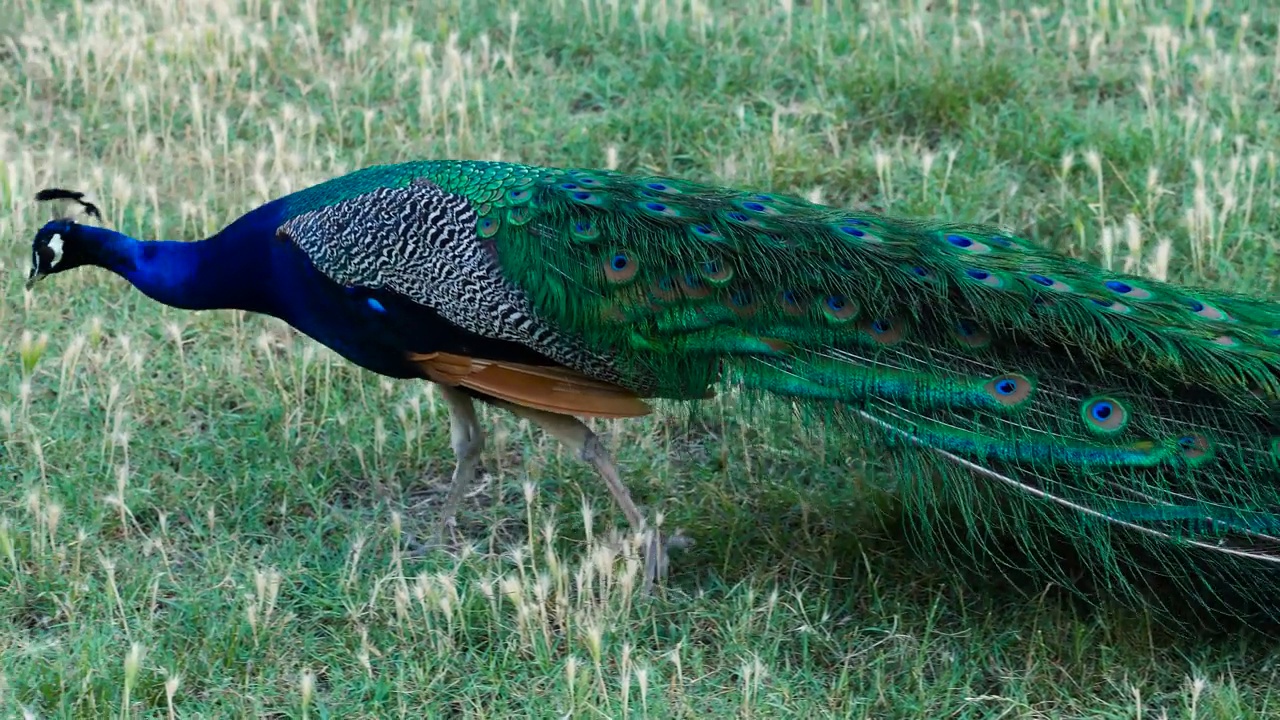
<box><xmin>638</xmin><ymin>525</ymin><xmax>693</xmax><ymax>594</ymax></box>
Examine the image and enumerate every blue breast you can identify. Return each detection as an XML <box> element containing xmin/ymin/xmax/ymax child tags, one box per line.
<box><xmin>264</xmin><ymin>240</ymin><xmax>427</xmax><ymax>378</ymax></box>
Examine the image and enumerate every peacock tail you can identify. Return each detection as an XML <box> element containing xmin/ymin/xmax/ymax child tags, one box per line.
<box><xmin>272</xmin><ymin>159</ymin><xmax>1280</xmax><ymax>620</ymax></box>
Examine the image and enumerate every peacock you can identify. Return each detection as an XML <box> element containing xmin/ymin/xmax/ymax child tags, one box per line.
<box><xmin>23</xmin><ymin>160</ymin><xmax>1280</xmax><ymax>618</ymax></box>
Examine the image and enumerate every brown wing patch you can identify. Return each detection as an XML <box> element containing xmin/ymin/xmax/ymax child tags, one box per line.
<box><xmin>407</xmin><ymin>351</ymin><xmax>653</xmax><ymax>419</ymax></box>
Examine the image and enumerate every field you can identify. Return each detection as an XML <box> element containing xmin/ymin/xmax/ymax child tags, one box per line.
<box><xmin>4</xmin><ymin>0</ymin><xmax>1280</xmax><ymax>716</ymax></box>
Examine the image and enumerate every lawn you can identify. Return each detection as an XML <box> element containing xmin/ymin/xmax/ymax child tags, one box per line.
<box><xmin>4</xmin><ymin>0</ymin><xmax>1280</xmax><ymax>717</ymax></box>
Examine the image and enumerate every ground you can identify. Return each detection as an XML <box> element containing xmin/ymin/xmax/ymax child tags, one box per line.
<box><xmin>3</xmin><ymin>0</ymin><xmax>1280</xmax><ymax>717</ymax></box>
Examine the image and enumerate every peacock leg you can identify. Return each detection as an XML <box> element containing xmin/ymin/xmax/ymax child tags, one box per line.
<box><xmin>493</xmin><ymin>401</ymin><xmax>668</xmax><ymax>591</ymax></box>
<box><xmin>433</xmin><ymin>385</ymin><xmax>486</xmax><ymax>543</ymax></box>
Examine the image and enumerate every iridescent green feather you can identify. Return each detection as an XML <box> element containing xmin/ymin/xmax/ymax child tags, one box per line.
<box><xmin>290</xmin><ymin>160</ymin><xmax>1280</xmax><ymax>624</ymax></box>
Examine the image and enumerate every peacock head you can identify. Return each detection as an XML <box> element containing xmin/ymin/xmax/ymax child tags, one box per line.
<box><xmin>25</xmin><ymin>189</ymin><xmax>103</xmax><ymax>290</ymax></box>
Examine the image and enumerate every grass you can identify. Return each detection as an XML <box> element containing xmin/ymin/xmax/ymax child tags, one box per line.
<box><xmin>3</xmin><ymin>0</ymin><xmax>1280</xmax><ymax>716</ymax></box>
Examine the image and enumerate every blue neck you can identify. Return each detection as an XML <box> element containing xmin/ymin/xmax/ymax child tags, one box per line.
<box><xmin>83</xmin><ymin>210</ymin><xmax>281</xmax><ymax>314</ymax></box>
<box><xmin>68</xmin><ymin>200</ymin><xmax>553</xmax><ymax>382</ymax></box>
<box><xmin>74</xmin><ymin>206</ymin><xmax>430</xmax><ymax>379</ymax></box>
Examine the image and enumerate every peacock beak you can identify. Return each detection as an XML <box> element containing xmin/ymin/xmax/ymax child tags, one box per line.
<box><xmin>25</xmin><ymin>269</ymin><xmax>45</xmax><ymax>290</ymax></box>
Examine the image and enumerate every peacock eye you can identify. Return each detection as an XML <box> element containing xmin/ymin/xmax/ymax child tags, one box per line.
<box><xmin>1176</xmin><ymin>433</ymin><xmax>1213</xmax><ymax>463</ymax></box>
<box><xmin>982</xmin><ymin>373</ymin><xmax>1034</xmax><ymax>407</ymax></box>
<box><xmin>603</xmin><ymin>249</ymin><xmax>639</xmax><ymax>283</ymax></box>
<box><xmin>1080</xmin><ymin>396</ymin><xmax>1129</xmax><ymax>433</ymax></box>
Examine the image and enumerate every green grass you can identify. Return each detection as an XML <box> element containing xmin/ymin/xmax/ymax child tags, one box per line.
<box><xmin>4</xmin><ymin>0</ymin><xmax>1280</xmax><ymax>716</ymax></box>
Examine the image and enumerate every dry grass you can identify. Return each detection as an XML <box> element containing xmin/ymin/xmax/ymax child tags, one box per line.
<box><xmin>4</xmin><ymin>0</ymin><xmax>1280</xmax><ymax>717</ymax></box>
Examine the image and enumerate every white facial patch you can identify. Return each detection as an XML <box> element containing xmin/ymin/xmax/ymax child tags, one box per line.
<box><xmin>47</xmin><ymin>233</ymin><xmax>65</xmax><ymax>268</ymax></box>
